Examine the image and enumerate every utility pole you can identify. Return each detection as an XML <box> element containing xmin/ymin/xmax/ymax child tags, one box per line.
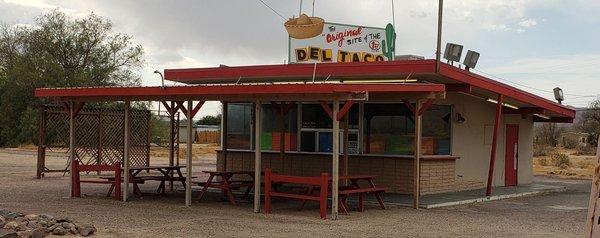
<box><xmin>435</xmin><ymin>0</ymin><xmax>444</xmax><ymax>73</ymax></box>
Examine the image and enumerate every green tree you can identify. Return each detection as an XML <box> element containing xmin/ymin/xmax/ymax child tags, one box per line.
<box><xmin>195</xmin><ymin>114</ymin><xmax>221</xmax><ymax>126</ymax></box>
<box><xmin>578</xmin><ymin>99</ymin><xmax>600</xmax><ymax>146</ymax></box>
<box><xmin>0</xmin><ymin>10</ymin><xmax>144</xmax><ymax>146</ymax></box>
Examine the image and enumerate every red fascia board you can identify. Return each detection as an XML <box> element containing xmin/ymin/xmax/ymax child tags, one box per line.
<box><xmin>164</xmin><ymin>60</ymin><xmax>436</xmax><ymax>82</ymax></box>
<box><xmin>438</xmin><ymin>64</ymin><xmax>575</xmax><ymax>118</ymax></box>
<box><xmin>35</xmin><ymin>83</ymin><xmax>444</xmax><ymax>99</ymax></box>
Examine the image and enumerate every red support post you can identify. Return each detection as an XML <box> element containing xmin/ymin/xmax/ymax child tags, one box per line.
<box><xmin>486</xmin><ymin>94</ymin><xmax>504</xmax><ymax>196</ymax></box>
<box><xmin>72</xmin><ymin>160</ymin><xmax>81</xmax><ymax>198</ymax></box>
<box><xmin>264</xmin><ymin>168</ymin><xmax>272</xmax><ymax>214</ymax></box>
<box><xmin>401</xmin><ymin>99</ymin><xmax>416</xmax><ymax>115</ymax></box>
<box><xmin>319</xmin><ymin>172</ymin><xmax>329</xmax><ymax>220</ymax></box>
<box><xmin>417</xmin><ymin>99</ymin><xmax>435</xmax><ymax>116</ymax></box>
<box><xmin>114</xmin><ymin>162</ymin><xmax>122</xmax><ymax>199</ymax></box>
<box><xmin>336</xmin><ymin>100</ymin><xmax>355</xmax><ymax>121</ymax></box>
<box><xmin>319</xmin><ymin>101</ymin><xmax>333</xmax><ymax>120</ymax></box>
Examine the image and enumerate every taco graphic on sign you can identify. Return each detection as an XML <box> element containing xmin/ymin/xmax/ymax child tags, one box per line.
<box><xmin>285</xmin><ymin>14</ymin><xmax>325</xmax><ymax>39</ymax></box>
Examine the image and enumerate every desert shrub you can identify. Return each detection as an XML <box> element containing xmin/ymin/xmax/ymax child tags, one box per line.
<box><xmin>550</xmin><ymin>153</ymin><xmax>570</xmax><ymax>169</ymax></box>
<box><xmin>538</xmin><ymin>157</ymin><xmax>549</xmax><ymax>166</ymax></box>
<box><xmin>562</xmin><ymin>137</ymin><xmax>578</xmax><ymax>149</ymax></box>
<box><xmin>534</xmin><ymin>144</ymin><xmax>551</xmax><ymax>157</ymax></box>
<box><xmin>578</xmin><ymin>159</ymin><xmax>595</xmax><ymax>169</ymax></box>
<box><xmin>575</xmin><ymin>144</ymin><xmax>596</xmax><ymax>156</ymax></box>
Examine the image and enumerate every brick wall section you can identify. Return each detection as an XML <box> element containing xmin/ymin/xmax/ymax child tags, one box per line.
<box><xmin>217</xmin><ymin>150</ymin><xmax>485</xmax><ymax>195</ymax></box>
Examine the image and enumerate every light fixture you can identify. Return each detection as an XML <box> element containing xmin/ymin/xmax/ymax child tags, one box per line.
<box><xmin>487</xmin><ymin>98</ymin><xmax>519</xmax><ymax>109</ymax></box>
<box><xmin>463</xmin><ymin>50</ymin><xmax>480</xmax><ymax>71</ymax></box>
<box><xmin>553</xmin><ymin>87</ymin><xmax>564</xmax><ymax>104</ymax></box>
<box><xmin>443</xmin><ymin>43</ymin><xmax>463</xmax><ymax>63</ymax></box>
<box><xmin>456</xmin><ymin>113</ymin><xmax>466</xmax><ymax>124</ymax></box>
<box><xmin>153</xmin><ymin>70</ymin><xmax>165</xmax><ymax>89</ymax></box>
<box><xmin>534</xmin><ymin>113</ymin><xmax>551</xmax><ymax>120</ymax></box>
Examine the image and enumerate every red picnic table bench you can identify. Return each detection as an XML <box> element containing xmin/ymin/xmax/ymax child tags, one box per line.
<box><xmin>102</xmin><ymin>165</ymin><xmax>194</xmax><ymax>197</ymax></box>
<box><xmin>196</xmin><ymin>170</ymin><xmax>257</xmax><ymax>205</ymax></box>
<box><xmin>264</xmin><ymin>169</ymin><xmax>387</xmax><ymax>219</ymax></box>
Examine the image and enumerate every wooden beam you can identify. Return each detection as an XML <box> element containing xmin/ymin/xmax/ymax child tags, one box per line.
<box><xmin>68</xmin><ymin>102</ymin><xmax>75</xmax><ymax>198</ymax></box>
<box><xmin>190</xmin><ymin>101</ymin><xmax>205</xmax><ymax>118</ymax></box>
<box><xmin>123</xmin><ymin>101</ymin><xmax>131</xmax><ymax>202</ymax></box>
<box><xmin>336</xmin><ymin>100</ymin><xmax>355</xmax><ymax>121</ymax></box>
<box><xmin>168</xmin><ymin>101</ymin><xmax>175</xmax><ymax>191</ymax></box>
<box><xmin>222</xmin><ymin>102</ymin><xmax>228</xmax><ymax>171</ymax></box>
<box><xmin>320</xmin><ymin>101</ymin><xmax>333</xmax><ymax>120</ymax></box>
<box><xmin>402</xmin><ymin>99</ymin><xmax>416</xmax><ymax>115</ymax></box>
<box><xmin>445</xmin><ymin>84</ymin><xmax>472</xmax><ymax>94</ymax></box>
<box><xmin>413</xmin><ymin>100</ymin><xmax>422</xmax><ymax>209</ymax></box>
<box><xmin>331</xmin><ymin>100</ymin><xmax>340</xmax><ymax>219</ymax></box>
<box><xmin>502</xmin><ymin>107</ymin><xmax>545</xmax><ymax>115</ymax></box>
<box><xmin>486</xmin><ymin>94</ymin><xmax>504</xmax><ymax>196</ymax></box>
<box><xmin>417</xmin><ymin>99</ymin><xmax>435</xmax><ymax>116</ymax></box>
<box><xmin>185</xmin><ymin>100</ymin><xmax>193</xmax><ymax>206</ymax></box>
<box><xmin>254</xmin><ymin>101</ymin><xmax>262</xmax><ymax>213</ymax></box>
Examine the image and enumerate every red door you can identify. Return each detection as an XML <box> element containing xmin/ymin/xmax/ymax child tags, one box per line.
<box><xmin>504</xmin><ymin>124</ymin><xmax>519</xmax><ymax>186</ymax></box>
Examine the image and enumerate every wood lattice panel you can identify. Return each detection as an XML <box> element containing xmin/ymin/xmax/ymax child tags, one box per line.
<box><xmin>39</xmin><ymin>105</ymin><xmax>150</xmax><ymax>175</ymax></box>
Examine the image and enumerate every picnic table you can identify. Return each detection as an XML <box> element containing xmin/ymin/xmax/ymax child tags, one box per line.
<box><xmin>104</xmin><ymin>165</ymin><xmax>188</xmax><ymax>197</ymax></box>
<box><xmin>300</xmin><ymin>175</ymin><xmax>387</xmax><ymax>213</ymax></box>
<box><xmin>196</xmin><ymin>171</ymin><xmax>258</xmax><ymax>205</ymax></box>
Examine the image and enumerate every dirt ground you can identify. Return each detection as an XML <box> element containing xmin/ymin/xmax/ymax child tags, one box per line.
<box><xmin>0</xmin><ymin>145</ymin><xmax>590</xmax><ymax>237</ymax></box>
<box><xmin>533</xmin><ymin>147</ymin><xmax>597</xmax><ymax>179</ymax></box>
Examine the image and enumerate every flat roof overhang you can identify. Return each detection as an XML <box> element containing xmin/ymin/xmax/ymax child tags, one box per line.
<box><xmin>35</xmin><ymin>83</ymin><xmax>446</xmax><ymax>102</ymax></box>
<box><xmin>163</xmin><ymin>59</ymin><xmax>576</xmax><ymax>121</ymax></box>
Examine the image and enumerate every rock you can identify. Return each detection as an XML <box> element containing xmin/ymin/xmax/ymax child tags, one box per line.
<box><xmin>2</xmin><ymin>212</ymin><xmax>22</xmax><ymax>221</ymax></box>
<box><xmin>26</xmin><ymin>221</ymin><xmax>37</xmax><ymax>229</ymax></box>
<box><xmin>51</xmin><ymin>227</ymin><xmax>67</xmax><ymax>236</ymax></box>
<box><xmin>30</xmin><ymin>228</ymin><xmax>47</xmax><ymax>238</ymax></box>
<box><xmin>0</xmin><ymin>216</ymin><xmax>5</xmax><ymax>229</ymax></box>
<box><xmin>0</xmin><ymin>229</ymin><xmax>18</xmax><ymax>238</ymax></box>
<box><xmin>54</xmin><ymin>218</ymin><xmax>71</xmax><ymax>224</ymax></box>
<box><xmin>3</xmin><ymin>221</ymin><xmax>19</xmax><ymax>230</ymax></box>
<box><xmin>77</xmin><ymin>224</ymin><xmax>96</xmax><ymax>237</ymax></box>
<box><xmin>37</xmin><ymin>215</ymin><xmax>52</xmax><ymax>222</ymax></box>
<box><xmin>15</xmin><ymin>230</ymin><xmax>31</xmax><ymax>238</ymax></box>
<box><xmin>23</xmin><ymin>215</ymin><xmax>38</xmax><ymax>222</ymax></box>
<box><xmin>47</xmin><ymin>223</ymin><xmax>60</xmax><ymax>232</ymax></box>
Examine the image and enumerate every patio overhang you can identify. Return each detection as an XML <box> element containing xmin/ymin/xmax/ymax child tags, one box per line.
<box><xmin>34</xmin><ymin>83</ymin><xmax>446</xmax><ymax>102</ymax></box>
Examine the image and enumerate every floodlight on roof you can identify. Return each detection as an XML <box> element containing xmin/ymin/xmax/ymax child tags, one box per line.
<box><xmin>553</xmin><ymin>87</ymin><xmax>564</xmax><ymax>104</ymax></box>
<box><xmin>463</xmin><ymin>50</ymin><xmax>480</xmax><ymax>71</ymax></box>
<box><xmin>443</xmin><ymin>43</ymin><xmax>463</xmax><ymax>63</ymax></box>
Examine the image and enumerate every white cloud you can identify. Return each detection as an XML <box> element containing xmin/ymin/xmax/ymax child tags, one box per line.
<box><xmin>518</xmin><ymin>19</ymin><xmax>538</xmax><ymax>28</ymax></box>
<box><xmin>3</xmin><ymin>0</ymin><xmax>55</xmax><ymax>9</ymax></box>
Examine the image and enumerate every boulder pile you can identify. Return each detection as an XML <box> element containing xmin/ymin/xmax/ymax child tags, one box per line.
<box><xmin>0</xmin><ymin>210</ymin><xmax>96</xmax><ymax>237</ymax></box>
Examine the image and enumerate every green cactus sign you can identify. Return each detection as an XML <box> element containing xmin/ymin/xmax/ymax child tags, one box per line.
<box><xmin>382</xmin><ymin>23</ymin><xmax>396</xmax><ymax>61</ymax></box>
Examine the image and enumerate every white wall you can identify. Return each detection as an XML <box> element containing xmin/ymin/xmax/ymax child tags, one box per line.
<box><xmin>448</xmin><ymin>93</ymin><xmax>534</xmax><ymax>187</ymax></box>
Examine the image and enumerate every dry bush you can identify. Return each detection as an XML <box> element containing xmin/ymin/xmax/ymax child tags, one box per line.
<box><xmin>550</xmin><ymin>153</ymin><xmax>571</xmax><ymax>169</ymax></box>
<box><xmin>562</xmin><ymin>137</ymin><xmax>578</xmax><ymax>149</ymax></box>
<box><xmin>575</xmin><ymin>144</ymin><xmax>596</xmax><ymax>156</ymax></box>
<box><xmin>534</xmin><ymin>144</ymin><xmax>551</xmax><ymax>156</ymax></box>
<box><xmin>577</xmin><ymin>159</ymin><xmax>595</xmax><ymax>169</ymax></box>
<box><xmin>538</xmin><ymin>157</ymin><xmax>549</xmax><ymax>166</ymax></box>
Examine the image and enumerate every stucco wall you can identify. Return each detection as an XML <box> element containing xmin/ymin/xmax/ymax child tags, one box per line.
<box><xmin>448</xmin><ymin>93</ymin><xmax>534</xmax><ymax>187</ymax></box>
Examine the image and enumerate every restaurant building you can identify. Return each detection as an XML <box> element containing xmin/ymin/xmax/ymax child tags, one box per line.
<box><xmin>35</xmin><ymin>19</ymin><xmax>576</xmax><ymax>218</ymax></box>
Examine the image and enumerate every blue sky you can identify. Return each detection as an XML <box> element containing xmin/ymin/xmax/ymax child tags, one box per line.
<box><xmin>1</xmin><ymin>0</ymin><xmax>598</xmax><ymax>116</ymax></box>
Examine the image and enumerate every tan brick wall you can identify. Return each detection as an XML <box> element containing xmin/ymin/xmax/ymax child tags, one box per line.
<box><xmin>217</xmin><ymin>150</ymin><xmax>484</xmax><ymax>195</ymax></box>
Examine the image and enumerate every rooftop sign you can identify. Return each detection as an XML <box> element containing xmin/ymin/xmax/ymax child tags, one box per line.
<box><xmin>287</xmin><ymin>19</ymin><xmax>396</xmax><ymax>64</ymax></box>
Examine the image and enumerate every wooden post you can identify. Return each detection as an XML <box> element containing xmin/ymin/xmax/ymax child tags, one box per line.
<box><xmin>254</xmin><ymin>101</ymin><xmax>262</xmax><ymax>213</ymax></box>
<box><xmin>343</xmin><ymin>112</ymin><xmax>349</xmax><ymax>183</ymax></box>
<box><xmin>586</xmin><ymin>135</ymin><xmax>600</xmax><ymax>237</ymax></box>
<box><xmin>222</xmin><ymin>102</ymin><xmax>228</xmax><ymax>171</ymax></box>
<box><xmin>413</xmin><ymin>100</ymin><xmax>422</xmax><ymax>209</ymax></box>
<box><xmin>186</xmin><ymin>101</ymin><xmax>193</xmax><ymax>206</ymax></box>
<box><xmin>331</xmin><ymin>100</ymin><xmax>340</xmax><ymax>220</ymax></box>
<box><xmin>123</xmin><ymin>101</ymin><xmax>131</xmax><ymax>202</ymax></box>
<box><xmin>68</xmin><ymin>102</ymin><xmax>75</xmax><ymax>197</ymax></box>
<box><xmin>279</xmin><ymin>103</ymin><xmax>285</xmax><ymax>159</ymax></box>
<box><xmin>37</xmin><ymin>105</ymin><xmax>46</xmax><ymax>179</ymax></box>
<box><xmin>97</xmin><ymin>109</ymin><xmax>103</xmax><ymax>175</ymax></box>
<box><xmin>486</xmin><ymin>94</ymin><xmax>504</xmax><ymax>196</ymax></box>
<box><xmin>169</xmin><ymin>101</ymin><xmax>175</xmax><ymax>191</ymax></box>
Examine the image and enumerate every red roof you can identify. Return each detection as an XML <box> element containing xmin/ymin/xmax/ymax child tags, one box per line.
<box><xmin>164</xmin><ymin>59</ymin><xmax>575</xmax><ymax>119</ymax></box>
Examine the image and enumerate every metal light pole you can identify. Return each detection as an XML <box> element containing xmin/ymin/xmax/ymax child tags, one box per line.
<box><xmin>435</xmin><ymin>0</ymin><xmax>444</xmax><ymax>73</ymax></box>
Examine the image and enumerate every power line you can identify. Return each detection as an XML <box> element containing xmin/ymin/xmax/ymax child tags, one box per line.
<box><xmin>257</xmin><ymin>0</ymin><xmax>287</xmax><ymax>21</ymax></box>
<box><xmin>471</xmin><ymin>68</ymin><xmax>598</xmax><ymax>98</ymax></box>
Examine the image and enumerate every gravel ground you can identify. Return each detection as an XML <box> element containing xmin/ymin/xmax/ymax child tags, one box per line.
<box><xmin>0</xmin><ymin>147</ymin><xmax>590</xmax><ymax>237</ymax></box>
